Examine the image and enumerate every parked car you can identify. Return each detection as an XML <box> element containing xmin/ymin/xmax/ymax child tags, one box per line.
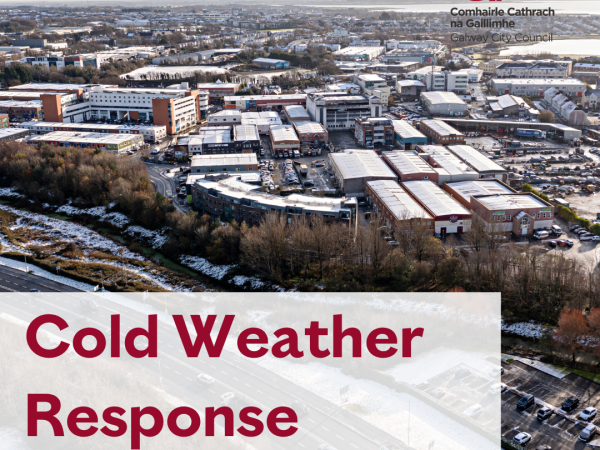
<box><xmin>551</xmin><ymin>225</ymin><xmax>563</xmax><ymax>235</ymax></box>
<box><xmin>581</xmin><ymin>233</ymin><xmax>594</xmax><ymax>241</ymax></box>
<box><xmin>513</xmin><ymin>432</ymin><xmax>532</xmax><ymax>445</ymax></box>
<box><xmin>580</xmin><ymin>423</ymin><xmax>597</xmax><ymax>442</ymax></box>
<box><xmin>292</xmin><ymin>400</ymin><xmax>310</xmax><ymax>416</ymax></box>
<box><xmin>488</xmin><ymin>383</ymin><xmax>507</xmax><ymax>394</ymax></box>
<box><xmin>221</xmin><ymin>392</ymin><xmax>235</xmax><ymax>406</ymax></box>
<box><xmin>593</xmin><ymin>235</ymin><xmax>600</xmax><ymax>241</ymax></box>
<box><xmin>196</xmin><ymin>373</ymin><xmax>214</xmax><ymax>386</ymax></box>
<box><xmin>547</xmin><ymin>240</ymin><xmax>557</xmax><ymax>248</ymax></box>
<box><xmin>517</xmin><ymin>394</ymin><xmax>535</xmax><ymax>410</ymax></box>
<box><xmin>430</xmin><ymin>388</ymin><xmax>445</xmax><ymax>399</ymax></box>
<box><xmin>579</xmin><ymin>407</ymin><xmax>597</xmax><ymax>421</ymax></box>
<box><xmin>561</xmin><ymin>397</ymin><xmax>579</xmax><ymax>413</ymax></box>
<box><xmin>80</xmin><ymin>298</ymin><xmax>98</xmax><ymax>311</ymax></box>
<box><xmin>537</xmin><ymin>406</ymin><xmax>553</xmax><ymax>420</ymax></box>
<box><xmin>533</xmin><ymin>230</ymin><xmax>549</xmax><ymax>240</ymax></box>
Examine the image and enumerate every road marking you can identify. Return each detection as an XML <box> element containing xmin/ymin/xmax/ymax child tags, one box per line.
<box><xmin>221</xmin><ymin>371</ymin><xmax>227</xmax><ymax>375</ymax></box>
<box><xmin>233</xmin><ymin>377</ymin><xmax>239</xmax><ymax>381</ymax></box>
<box><xmin>336</xmin><ymin>435</ymin><xmax>344</xmax><ymax>441</ymax></box>
<box><xmin>186</xmin><ymin>377</ymin><xmax>192</xmax><ymax>381</ymax></box>
<box><xmin>209</xmin><ymin>365</ymin><xmax>216</xmax><ymax>369</ymax></box>
<box><xmin>308</xmin><ymin>419</ymin><xmax>316</xmax><ymax>423</ymax></box>
<box><xmin>298</xmin><ymin>444</ymin><xmax>305</xmax><ymax>448</ymax></box>
<box><xmin>256</xmin><ymin>390</ymin><xmax>263</xmax><ymax>394</ymax></box>
<box><xmin>269</xmin><ymin>396</ymin><xmax>276</xmax><ymax>401</ymax></box>
<box><xmin>322</xmin><ymin>427</ymin><xmax>329</xmax><ymax>431</ymax></box>
<box><xmin>245</xmin><ymin>383</ymin><xmax>252</xmax><ymax>388</ymax></box>
<box><xmin>208</xmin><ymin>389</ymin><xmax>215</xmax><ymax>393</ymax></box>
<box><xmin>351</xmin><ymin>444</ymin><xmax>358</xmax><ymax>448</ymax></box>
<box><xmin>175</xmin><ymin>371</ymin><xmax>181</xmax><ymax>375</ymax></box>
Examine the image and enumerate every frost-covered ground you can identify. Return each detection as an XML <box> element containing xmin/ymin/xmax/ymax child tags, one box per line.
<box><xmin>501</xmin><ymin>320</ymin><xmax>550</xmax><ymax>339</ymax></box>
<box><xmin>121</xmin><ymin>65</ymin><xmax>228</xmax><ymax>79</ymax></box>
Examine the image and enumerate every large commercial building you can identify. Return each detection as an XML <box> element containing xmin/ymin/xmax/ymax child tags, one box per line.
<box><xmin>186</xmin><ymin>126</ymin><xmax>259</xmax><ymax>155</ymax></box>
<box><xmin>354</xmin><ymin>74</ymin><xmax>390</xmax><ymax>105</ymax></box>
<box><xmin>241</xmin><ymin>111</ymin><xmax>282</xmax><ymax>134</ymax></box>
<box><xmin>293</xmin><ymin>121</ymin><xmax>329</xmax><ymax>150</ymax></box>
<box><xmin>0</xmin><ymin>128</ymin><xmax>30</xmax><ymax>142</ymax></box>
<box><xmin>283</xmin><ymin>105</ymin><xmax>311</xmax><ymax>123</ymax></box>
<box><xmin>0</xmin><ymin>100</ymin><xmax>43</xmax><ymax>122</ymax></box>
<box><xmin>333</xmin><ymin>46</ymin><xmax>385</xmax><ymax>61</ymax></box>
<box><xmin>233</xmin><ymin>125</ymin><xmax>261</xmax><ymax>153</ymax></box>
<box><xmin>28</xmin><ymin>131</ymin><xmax>144</xmax><ymax>153</ymax></box>
<box><xmin>329</xmin><ymin>150</ymin><xmax>397</xmax><ymax>195</ymax></box>
<box><xmin>392</xmin><ymin>120</ymin><xmax>427</xmax><ymax>150</ymax></box>
<box><xmin>208</xmin><ymin>110</ymin><xmax>242</xmax><ymax>127</ymax></box>
<box><xmin>420</xmin><ymin>92</ymin><xmax>468</xmax><ymax>116</ymax></box>
<box><xmin>365</xmin><ymin>180</ymin><xmax>434</xmax><ymax>232</ymax></box>
<box><xmin>18</xmin><ymin>121</ymin><xmax>167</xmax><ymax>142</ymax></box>
<box><xmin>382</xmin><ymin>151</ymin><xmax>438</xmax><ymax>183</ymax></box>
<box><xmin>416</xmin><ymin>145</ymin><xmax>479</xmax><ymax>185</ymax></box>
<box><xmin>196</xmin><ymin>83</ymin><xmax>241</xmax><ymax>99</ymax></box>
<box><xmin>442</xmin><ymin>179</ymin><xmax>516</xmax><ymax>209</ymax></box>
<box><xmin>190</xmin><ymin>154</ymin><xmax>259</xmax><ymax>174</ymax></box>
<box><xmin>306</xmin><ymin>92</ymin><xmax>382</xmax><ymax>130</ymax></box>
<box><xmin>400</xmin><ymin>180</ymin><xmax>471</xmax><ymax>236</ymax></box>
<box><xmin>224</xmin><ymin>94</ymin><xmax>306</xmax><ymax>111</ymax></box>
<box><xmin>354</xmin><ymin>117</ymin><xmax>394</xmax><ymax>147</ymax></box>
<box><xmin>191</xmin><ymin>176</ymin><xmax>356</xmax><ymax>226</ymax></box>
<box><xmin>420</xmin><ymin>120</ymin><xmax>466</xmax><ymax>145</ymax></box>
<box><xmin>490</xmin><ymin>78</ymin><xmax>586</xmax><ymax>98</ymax></box>
<box><xmin>252</xmin><ymin>58</ymin><xmax>290</xmax><ymax>69</ymax></box>
<box><xmin>446</xmin><ymin>145</ymin><xmax>507</xmax><ymax>181</ymax></box>
<box><xmin>495</xmin><ymin>61</ymin><xmax>570</xmax><ymax>79</ymax></box>
<box><xmin>269</xmin><ymin>125</ymin><xmax>300</xmax><ymax>157</ymax></box>
<box><xmin>10</xmin><ymin>55</ymin><xmax>85</xmax><ymax>70</ymax></box>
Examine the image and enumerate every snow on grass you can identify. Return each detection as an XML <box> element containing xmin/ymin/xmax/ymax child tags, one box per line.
<box><xmin>0</xmin><ymin>426</ymin><xmax>31</xmax><ymax>450</ymax></box>
<box><xmin>0</xmin><ymin>204</ymin><xmax>143</xmax><ymax>261</ymax></box>
<box><xmin>124</xmin><ymin>225</ymin><xmax>170</xmax><ymax>250</ymax></box>
<box><xmin>0</xmin><ymin>187</ymin><xmax>23</xmax><ymax>199</ymax></box>
<box><xmin>501</xmin><ymin>321</ymin><xmax>550</xmax><ymax>339</ymax></box>
<box><xmin>56</xmin><ymin>204</ymin><xmax>130</xmax><ymax>228</ymax></box>
<box><xmin>180</xmin><ymin>255</ymin><xmax>233</xmax><ymax>280</ymax></box>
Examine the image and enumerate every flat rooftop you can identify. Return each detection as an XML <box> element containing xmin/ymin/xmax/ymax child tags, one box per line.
<box><xmin>421</xmin><ymin>91</ymin><xmax>466</xmax><ymax>105</ymax></box>
<box><xmin>445</xmin><ymin>180</ymin><xmax>514</xmax><ymax>203</ymax></box>
<box><xmin>392</xmin><ymin>120</ymin><xmax>426</xmax><ymax>139</ymax></box>
<box><xmin>191</xmin><ymin>153</ymin><xmax>258</xmax><ymax>167</ymax></box>
<box><xmin>233</xmin><ymin>124</ymin><xmax>260</xmax><ymax>141</ymax></box>
<box><xmin>270</xmin><ymin>125</ymin><xmax>299</xmax><ymax>142</ymax></box>
<box><xmin>28</xmin><ymin>131</ymin><xmax>141</xmax><ymax>145</ymax></box>
<box><xmin>367</xmin><ymin>180</ymin><xmax>433</xmax><ymax>221</ymax></box>
<box><xmin>475</xmin><ymin>193</ymin><xmax>548</xmax><ymax>210</ymax></box>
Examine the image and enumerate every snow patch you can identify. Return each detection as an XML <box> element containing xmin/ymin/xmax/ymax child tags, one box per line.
<box><xmin>180</xmin><ymin>255</ymin><xmax>233</xmax><ymax>280</ymax></box>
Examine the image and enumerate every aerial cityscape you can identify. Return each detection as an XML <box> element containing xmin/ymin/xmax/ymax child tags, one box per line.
<box><xmin>1</xmin><ymin>1</ymin><xmax>600</xmax><ymax>449</ymax></box>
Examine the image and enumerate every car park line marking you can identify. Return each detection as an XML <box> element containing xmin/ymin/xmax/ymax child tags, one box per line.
<box><xmin>256</xmin><ymin>390</ymin><xmax>263</xmax><ymax>394</ymax></box>
<box><xmin>233</xmin><ymin>377</ymin><xmax>239</xmax><ymax>381</ymax></box>
<box><xmin>322</xmin><ymin>427</ymin><xmax>329</xmax><ymax>431</ymax></box>
<box><xmin>221</xmin><ymin>371</ymin><xmax>227</xmax><ymax>374</ymax></box>
<box><xmin>308</xmin><ymin>419</ymin><xmax>316</xmax><ymax>423</ymax></box>
<box><xmin>336</xmin><ymin>435</ymin><xmax>344</xmax><ymax>440</ymax></box>
<box><xmin>186</xmin><ymin>377</ymin><xmax>192</xmax><ymax>381</ymax></box>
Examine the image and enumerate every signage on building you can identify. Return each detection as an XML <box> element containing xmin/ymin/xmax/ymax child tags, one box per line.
<box><xmin>493</xmin><ymin>211</ymin><xmax>505</xmax><ymax>215</ymax></box>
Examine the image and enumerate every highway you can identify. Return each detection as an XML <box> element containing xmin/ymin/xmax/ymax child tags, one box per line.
<box><xmin>0</xmin><ymin>294</ymin><xmax>410</xmax><ymax>450</ymax></box>
<box><xmin>0</xmin><ymin>265</ymin><xmax>81</xmax><ymax>292</ymax></box>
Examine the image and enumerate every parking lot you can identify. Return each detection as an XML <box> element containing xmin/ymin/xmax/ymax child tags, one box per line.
<box><xmin>501</xmin><ymin>360</ymin><xmax>600</xmax><ymax>450</ymax></box>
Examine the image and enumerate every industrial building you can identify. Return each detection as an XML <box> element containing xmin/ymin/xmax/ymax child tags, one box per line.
<box><xmin>0</xmin><ymin>127</ymin><xmax>30</xmax><ymax>142</ymax></box>
<box><xmin>332</xmin><ymin>46</ymin><xmax>385</xmax><ymax>61</ymax></box>
<box><xmin>28</xmin><ymin>131</ymin><xmax>144</xmax><ymax>153</ymax></box>
<box><xmin>252</xmin><ymin>58</ymin><xmax>290</xmax><ymax>69</ymax></box>
<box><xmin>18</xmin><ymin>121</ymin><xmax>167</xmax><ymax>142</ymax></box>
<box><xmin>446</xmin><ymin>145</ymin><xmax>508</xmax><ymax>182</ymax></box>
<box><xmin>224</xmin><ymin>94</ymin><xmax>307</xmax><ymax>111</ymax></box>
<box><xmin>419</xmin><ymin>120</ymin><xmax>466</xmax><ymax>145</ymax></box>
<box><xmin>469</xmin><ymin>193</ymin><xmax>554</xmax><ymax>236</ymax></box>
<box><xmin>420</xmin><ymin>92</ymin><xmax>468</xmax><ymax>116</ymax></box>
<box><xmin>354</xmin><ymin>74</ymin><xmax>390</xmax><ymax>105</ymax></box>
<box><xmin>240</xmin><ymin>111</ymin><xmax>282</xmax><ymax>134</ymax></box>
<box><xmin>396</xmin><ymin>80</ymin><xmax>426</xmax><ymax>97</ymax></box>
<box><xmin>191</xmin><ymin>176</ymin><xmax>356</xmax><ymax>226</ymax></box>
<box><xmin>490</xmin><ymin>78</ymin><xmax>586</xmax><ymax>98</ymax></box>
<box><xmin>365</xmin><ymin>180</ymin><xmax>434</xmax><ymax>232</ymax></box>
<box><xmin>354</xmin><ymin>117</ymin><xmax>394</xmax><ymax>147</ymax></box>
<box><xmin>269</xmin><ymin>125</ymin><xmax>300</xmax><ymax>157</ymax></box>
<box><xmin>416</xmin><ymin>145</ymin><xmax>479</xmax><ymax>185</ymax></box>
<box><xmin>392</xmin><ymin>120</ymin><xmax>427</xmax><ymax>149</ymax></box>
<box><xmin>306</xmin><ymin>92</ymin><xmax>382</xmax><ymax>130</ymax></box>
<box><xmin>0</xmin><ymin>100</ymin><xmax>43</xmax><ymax>122</ymax></box>
<box><xmin>283</xmin><ymin>105</ymin><xmax>311</xmax><ymax>123</ymax></box>
<box><xmin>196</xmin><ymin>83</ymin><xmax>241</xmax><ymax>99</ymax></box>
<box><xmin>382</xmin><ymin>151</ymin><xmax>438</xmax><ymax>183</ymax></box>
<box><xmin>329</xmin><ymin>150</ymin><xmax>397</xmax><ymax>196</ymax></box>
<box><xmin>233</xmin><ymin>125</ymin><xmax>261</xmax><ymax>153</ymax></box>
<box><xmin>293</xmin><ymin>121</ymin><xmax>329</xmax><ymax>150</ymax></box>
<box><xmin>442</xmin><ymin>179</ymin><xmax>516</xmax><ymax>210</ymax></box>
<box><xmin>400</xmin><ymin>180</ymin><xmax>471</xmax><ymax>236</ymax></box>
<box><xmin>495</xmin><ymin>61</ymin><xmax>570</xmax><ymax>79</ymax></box>
<box><xmin>208</xmin><ymin>110</ymin><xmax>242</xmax><ymax>127</ymax></box>
<box><xmin>187</xmin><ymin>127</ymin><xmax>233</xmax><ymax>155</ymax></box>
<box><xmin>190</xmin><ymin>154</ymin><xmax>259</xmax><ymax>174</ymax></box>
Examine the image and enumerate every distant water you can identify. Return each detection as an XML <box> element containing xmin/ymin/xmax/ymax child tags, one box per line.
<box><xmin>310</xmin><ymin>1</ymin><xmax>600</xmax><ymax>14</ymax></box>
<box><xmin>500</xmin><ymin>39</ymin><xmax>600</xmax><ymax>56</ymax></box>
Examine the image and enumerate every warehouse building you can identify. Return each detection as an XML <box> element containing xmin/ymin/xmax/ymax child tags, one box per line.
<box><xmin>29</xmin><ymin>131</ymin><xmax>144</xmax><ymax>153</ymax></box>
<box><xmin>329</xmin><ymin>150</ymin><xmax>397</xmax><ymax>196</ymax></box>
<box><xmin>188</xmin><ymin>127</ymin><xmax>233</xmax><ymax>155</ymax></box>
<box><xmin>446</xmin><ymin>145</ymin><xmax>507</xmax><ymax>181</ymax></box>
<box><xmin>18</xmin><ymin>121</ymin><xmax>167</xmax><ymax>142</ymax></box>
<box><xmin>442</xmin><ymin>179</ymin><xmax>516</xmax><ymax>209</ymax></box>
<box><xmin>365</xmin><ymin>180</ymin><xmax>434</xmax><ymax>232</ymax></box>
<box><xmin>420</xmin><ymin>91</ymin><xmax>468</xmax><ymax>116</ymax></box>
<box><xmin>401</xmin><ymin>180</ymin><xmax>472</xmax><ymax>236</ymax></box>
<box><xmin>233</xmin><ymin>125</ymin><xmax>261</xmax><ymax>153</ymax></box>
<box><xmin>195</xmin><ymin>82</ymin><xmax>241</xmax><ymax>99</ymax></box>
<box><xmin>293</xmin><ymin>121</ymin><xmax>329</xmax><ymax>151</ymax></box>
<box><xmin>0</xmin><ymin>100</ymin><xmax>43</xmax><ymax>122</ymax></box>
<box><xmin>382</xmin><ymin>151</ymin><xmax>438</xmax><ymax>183</ymax></box>
<box><xmin>270</xmin><ymin>125</ymin><xmax>300</xmax><ymax>158</ymax></box>
<box><xmin>469</xmin><ymin>193</ymin><xmax>554</xmax><ymax>236</ymax></box>
<box><xmin>396</xmin><ymin>80</ymin><xmax>426</xmax><ymax>97</ymax></box>
<box><xmin>224</xmin><ymin>94</ymin><xmax>306</xmax><ymax>111</ymax></box>
<box><xmin>283</xmin><ymin>105</ymin><xmax>311</xmax><ymax>123</ymax></box>
<box><xmin>416</xmin><ymin>145</ymin><xmax>479</xmax><ymax>185</ymax></box>
<box><xmin>191</xmin><ymin>176</ymin><xmax>356</xmax><ymax>226</ymax></box>
<box><xmin>306</xmin><ymin>92</ymin><xmax>382</xmax><ymax>130</ymax></box>
<box><xmin>241</xmin><ymin>111</ymin><xmax>282</xmax><ymax>134</ymax></box>
<box><xmin>354</xmin><ymin>117</ymin><xmax>394</xmax><ymax>147</ymax></box>
<box><xmin>0</xmin><ymin>127</ymin><xmax>30</xmax><ymax>142</ymax></box>
<box><xmin>252</xmin><ymin>58</ymin><xmax>290</xmax><ymax>69</ymax></box>
<box><xmin>420</xmin><ymin>120</ymin><xmax>466</xmax><ymax>145</ymax></box>
<box><xmin>190</xmin><ymin>153</ymin><xmax>259</xmax><ymax>174</ymax></box>
<box><xmin>333</xmin><ymin>46</ymin><xmax>385</xmax><ymax>61</ymax></box>
<box><xmin>208</xmin><ymin>110</ymin><xmax>242</xmax><ymax>126</ymax></box>
<box><xmin>392</xmin><ymin>120</ymin><xmax>427</xmax><ymax>149</ymax></box>
<box><xmin>490</xmin><ymin>78</ymin><xmax>586</xmax><ymax>98</ymax></box>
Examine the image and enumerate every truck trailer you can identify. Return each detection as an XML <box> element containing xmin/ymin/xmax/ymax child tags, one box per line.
<box><xmin>516</xmin><ymin>129</ymin><xmax>543</xmax><ymax>139</ymax></box>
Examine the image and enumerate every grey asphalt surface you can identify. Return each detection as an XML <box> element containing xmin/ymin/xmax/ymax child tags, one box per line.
<box><xmin>0</xmin><ymin>295</ymin><xmax>411</xmax><ymax>450</ymax></box>
<box><xmin>0</xmin><ymin>265</ymin><xmax>81</xmax><ymax>292</ymax></box>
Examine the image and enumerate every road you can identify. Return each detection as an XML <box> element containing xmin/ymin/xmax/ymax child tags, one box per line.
<box><xmin>1</xmin><ymin>295</ymin><xmax>411</xmax><ymax>450</ymax></box>
<box><xmin>0</xmin><ymin>265</ymin><xmax>81</xmax><ymax>292</ymax></box>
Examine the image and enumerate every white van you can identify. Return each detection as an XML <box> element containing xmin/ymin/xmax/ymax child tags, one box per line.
<box><xmin>151</xmin><ymin>147</ymin><xmax>160</xmax><ymax>154</ymax></box>
<box><xmin>533</xmin><ymin>230</ymin><xmax>549</xmax><ymax>240</ymax></box>
<box><xmin>551</xmin><ymin>225</ymin><xmax>562</xmax><ymax>235</ymax></box>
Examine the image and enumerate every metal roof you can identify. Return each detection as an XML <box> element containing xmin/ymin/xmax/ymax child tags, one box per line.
<box><xmin>293</xmin><ymin>121</ymin><xmax>327</xmax><ymax>134</ymax></box>
<box><xmin>421</xmin><ymin>120</ymin><xmax>464</xmax><ymax>137</ymax></box>
<box><xmin>330</xmin><ymin>150</ymin><xmax>397</xmax><ymax>180</ymax></box>
<box><xmin>383</xmin><ymin>151</ymin><xmax>436</xmax><ymax>175</ymax></box>
<box><xmin>446</xmin><ymin>180</ymin><xmax>514</xmax><ymax>203</ymax></box>
<box><xmin>233</xmin><ymin>125</ymin><xmax>259</xmax><ymax>142</ymax></box>
<box><xmin>401</xmin><ymin>180</ymin><xmax>470</xmax><ymax>218</ymax></box>
<box><xmin>447</xmin><ymin>145</ymin><xmax>506</xmax><ymax>173</ymax></box>
<box><xmin>421</xmin><ymin>91</ymin><xmax>466</xmax><ymax>106</ymax></box>
<box><xmin>269</xmin><ymin>125</ymin><xmax>299</xmax><ymax>143</ymax></box>
<box><xmin>475</xmin><ymin>194</ymin><xmax>547</xmax><ymax>210</ymax></box>
<box><xmin>284</xmin><ymin>105</ymin><xmax>310</xmax><ymax>119</ymax></box>
<box><xmin>392</xmin><ymin>120</ymin><xmax>426</xmax><ymax>139</ymax></box>
<box><xmin>191</xmin><ymin>153</ymin><xmax>258</xmax><ymax>167</ymax></box>
<box><xmin>367</xmin><ymin>180</ymin><xmax>433</xmax><ymax>221</ymax></box>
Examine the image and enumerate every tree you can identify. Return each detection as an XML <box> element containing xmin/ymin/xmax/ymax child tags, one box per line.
<box><xmin>554</xmin><ymin>309</ymin><xmax>588</xmax><ymax>363</ymax></box>
<box><xmin>539</xmin><ymin>110</ymin><xmax>554</xmax><ymax>123</ymax></box>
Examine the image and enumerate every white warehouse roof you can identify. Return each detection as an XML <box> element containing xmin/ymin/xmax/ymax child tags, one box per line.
<box><xmin>367</xmin><ymin>180</ymin><xmax>433</xmax><ymax>221</ymax></box>
<box><xmin>330</xmin><ymin>150</ymin><xmax>397</xmax><ymax>180</ymax></box>
<box><xmin>401</xmin><ymin>180</ymin><xmax>470</xmax><ymax>218</ymax></box>
<box><xmin>447</xmin><ymin>145</ymin><xmax>506</xmax><ymax>173</ymax></box>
